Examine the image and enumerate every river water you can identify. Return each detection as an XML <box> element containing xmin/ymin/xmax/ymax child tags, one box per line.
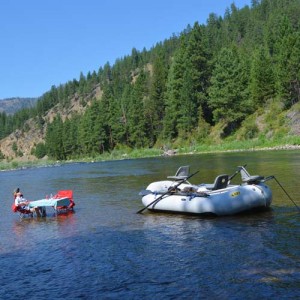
<box><xmin>0</xmin><ymin>151</ymin><xmax>299</xmax><ymax>299</ymax></box>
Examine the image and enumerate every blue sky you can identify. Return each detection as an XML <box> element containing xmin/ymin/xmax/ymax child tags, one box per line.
<box><xmin>0</xmin><ymin>0</ymin><xmax>251</xmax><ymax>99</ymax></box>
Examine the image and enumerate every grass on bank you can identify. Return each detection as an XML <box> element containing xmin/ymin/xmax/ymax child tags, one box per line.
<box><xmin>1</xmin><ymin>135</ymin><xmax>300</xmax><ymax>171</ymax></box>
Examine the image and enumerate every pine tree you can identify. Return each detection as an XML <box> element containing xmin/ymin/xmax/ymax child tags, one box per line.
<box><xmin>208</xmin><ymin>46</ymin><xmax>249</xmax><ymax>130</ymax></box>
<box><xmin>127</xmin><ymin>70</ymin><xmax>148</xmax><ymax>147</ymax></box>
<box><xmin>249</xmin><ymin>45</ymin><xmax>275</xmax><ymax>108</ymax></box>
<box><xmin>45</xmin><ymin>115</ymin><xmax>65</xmax><ymax>160</ymax></box>
<box><xmin>274</xmin><ymin>17</ymin><xmax>300</xmax><ymax>107</ymax></box>
<box><xmin>183</xmin><ymin>23</ymin><xmax>211</xmax><ymax>123</ymax></box>
<box><xmin>164</xmin><ymin>23</ymin><xmax>211</xmax><ymax>139</ymax></box>
<box><xmin>62</xmin><ymin>117</ymin><xmax>79</xmax><ymax>158</ymax></box>
<box><xmin>163</xmin><ymin>40</ymin><xmax>186</xmax><ymax>140</ymax></box>
<box><xmin>146</xmin><ymin>49</ymin><xmax>168</xmax><ymax>145</ymax></box>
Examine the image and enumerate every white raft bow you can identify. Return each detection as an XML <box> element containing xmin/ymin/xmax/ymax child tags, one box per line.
<box><xmin>139</xmin><ymin>166</ymin><xmax>274</xmax><ymax>216</ymax></box>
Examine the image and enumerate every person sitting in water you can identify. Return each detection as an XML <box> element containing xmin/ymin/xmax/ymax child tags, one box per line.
<box><xmin>14</xmin><ymin>188</ymin><xmax>41</xmax><ymax>217</ymax></box>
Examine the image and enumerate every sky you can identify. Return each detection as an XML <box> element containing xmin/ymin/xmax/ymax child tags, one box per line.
<box><xmin>0</xmin><ymin>0</ymin><xmax>251</xmax><ymax>99</ymax></box>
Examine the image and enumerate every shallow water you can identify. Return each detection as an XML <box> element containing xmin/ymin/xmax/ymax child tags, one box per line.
<box><xmin>0</xmin><ymin>151</ymin><xmax>299</xmax><ymax>299</ymax></box>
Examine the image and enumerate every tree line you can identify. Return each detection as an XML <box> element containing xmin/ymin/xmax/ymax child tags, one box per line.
<box><xmin>1</xmin><ymin>0</ymin><xmax>300</xmax><ymax>160</ymax></box>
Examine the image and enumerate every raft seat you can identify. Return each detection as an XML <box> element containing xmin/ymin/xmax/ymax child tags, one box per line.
<box><xmin>167</xmin><ymin>165</ymin><xmax>190</xmax><ymax>181</ymax></box>
<box><xmin>243</xmin><ymin>175</ymin><xmax>265</xmax><ymax>184</ymax></box>
<box><xmin>205</xmin><ymin>174</ymin><xmax>229</xmax><ymax>191</ymax></box>
<box><xmin>239</xmin><ymin>166</ymin><xmax>264</xmax><ymax>184</ymax></box>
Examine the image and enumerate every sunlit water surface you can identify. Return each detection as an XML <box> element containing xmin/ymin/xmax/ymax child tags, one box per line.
<box><xmin>0</xmin><ymin>151</ymin><xmax>299</xmax><ymax>299</ymax></box>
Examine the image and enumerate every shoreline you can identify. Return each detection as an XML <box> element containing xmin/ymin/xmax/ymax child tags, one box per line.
<box><xmin>1</xmin><ymin>144</ymin><xmax>299</xmax><ymax>172</ymax></box>
<box><xmin>200</xmin><ymin>144</ymin><xmax>300</xmax><ymax>153</ymax></box>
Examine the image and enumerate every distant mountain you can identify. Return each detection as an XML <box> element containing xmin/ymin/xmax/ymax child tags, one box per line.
<box><xmin>0</xmin><ymin>97</ymin><xmax>38</xmax><ymax>115</ymax></box>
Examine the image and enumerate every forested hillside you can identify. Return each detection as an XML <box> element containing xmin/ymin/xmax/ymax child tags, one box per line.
<box><xmin>0</xmin><ymin>0</ymin><xmax>299</xmax><ymax>161</ymax></box>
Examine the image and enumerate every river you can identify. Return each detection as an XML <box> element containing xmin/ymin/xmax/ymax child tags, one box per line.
<box><xmin>0</xmin><ymin>150</ymin><xmax>299</xmax><ymax>299</ymax></box>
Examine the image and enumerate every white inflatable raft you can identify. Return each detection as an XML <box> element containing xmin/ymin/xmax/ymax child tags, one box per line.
<box><xmin>139</xmin><ymin>166</ymin><xmax>273</xmax><ymax>216</ymax></box>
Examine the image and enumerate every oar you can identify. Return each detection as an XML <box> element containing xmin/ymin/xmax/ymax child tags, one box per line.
<box><xmin>273</xmin><ymin>176</ymin><xmax>300</xmax><ymax>212</ymax></box>
<box><xmin>137</xmin><ymin>170</ymin><xmax>199</xmax><ymax>214</ymax></box>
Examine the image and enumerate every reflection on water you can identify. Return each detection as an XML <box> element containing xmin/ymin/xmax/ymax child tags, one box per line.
<box><xmin>0</xmin><ymin>151</ymin><xmax>299</xmax><ymax>299</ymax></box>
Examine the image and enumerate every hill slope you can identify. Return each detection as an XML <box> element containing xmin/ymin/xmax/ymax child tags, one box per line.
<box><xmin>0</xmin><ymin>98</ymin><xmax>37</xmax><ymax>115</ymax></box>
<box><xmin>1</xmin><ymin>98</ymin><xmax>299</xmax><ymax>161</ymax></box>
<box><xmin>0</xmin><ymin>86</ymin><xmax>102</xmax><ymax>160</ymax></box>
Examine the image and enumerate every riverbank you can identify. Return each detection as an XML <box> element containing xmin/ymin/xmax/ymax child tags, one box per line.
<box><xmin>1</xmin><ymin>143</ymin><xmax>299</xmax><ymax>171</ymax></box>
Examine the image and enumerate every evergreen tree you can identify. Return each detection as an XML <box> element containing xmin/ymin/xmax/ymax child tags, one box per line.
<box><xmin>0</xmin><ymin>112</ymin><xmax>7</xmax><ymax>139</ymax></box>
<box><xmin>274</xmin><ymin>17</ymin><xmax>300</xmax><ymax>107</ymax></box>
<box><xmin>62</xmin><ymin>117</ymin><xmax>79</xmax><ymax>158</ymax></box>
<box><xmin>249</xmin><ymin>45</ymin><xmax>275</xmax><ymax>108</ymax></box>
<box><xmin>112</xmin><ymin>85</ymin><xmax>132</xmax><ymax>146</ymax></box>
<box><xmin>178</xmin><ymin>63</ymin><xmax>197</xmax><ymax>135</ymax></box>
<box><xmin>184</xmin><ymin>23</ymin><xmax>211</xmax><ymax>122</ymax></box>
<box><xmin>206</xmin><ymin>13</ymin><xmax>223</xmax><ymax>55</ymax></box>
<box><xmin>146</xmin><ymin>49</ymin><xmax>168</xmax><ymax>145</ymax></box>
<box><xmin>33</xmin><ymin>143</ymin><xmax>47</xmax><ymax>159</ymax></box>
<box><xmin>45</xmin><ymin>115</ymin><xmax>65</xmax><ymax>160</ymax></box>
<box><xmin>163</xmin><ymin>40</ymin><xmax>186</xmax><ymax>139</ymax></box>
<box><xmin>78</xmin><ymin>72</ymin><xmax>87</xmax><ymax>96</ymax></box>
<box><xmin>78</xmin><ymin>98</ymin><xmax>109</xmax><ymax>155</ymax></box>
<box><xmin>164</xmin><ymin>23</ymin><xmax>211</xmax><ymax>139</ymax></box>
<box><xmin>208</xmin><ymin>46</ymin><xmax>249</xmax><ymax>131</ymax></box>
<box><xmin>105</xmin><ymin>84</ymin><xmax>129</xmax><ymax>148</ymax></box>
<box><xmin>127</xmin><ymin>70</ymin><xmax>148</xmax><ymax>147</ymax></box>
